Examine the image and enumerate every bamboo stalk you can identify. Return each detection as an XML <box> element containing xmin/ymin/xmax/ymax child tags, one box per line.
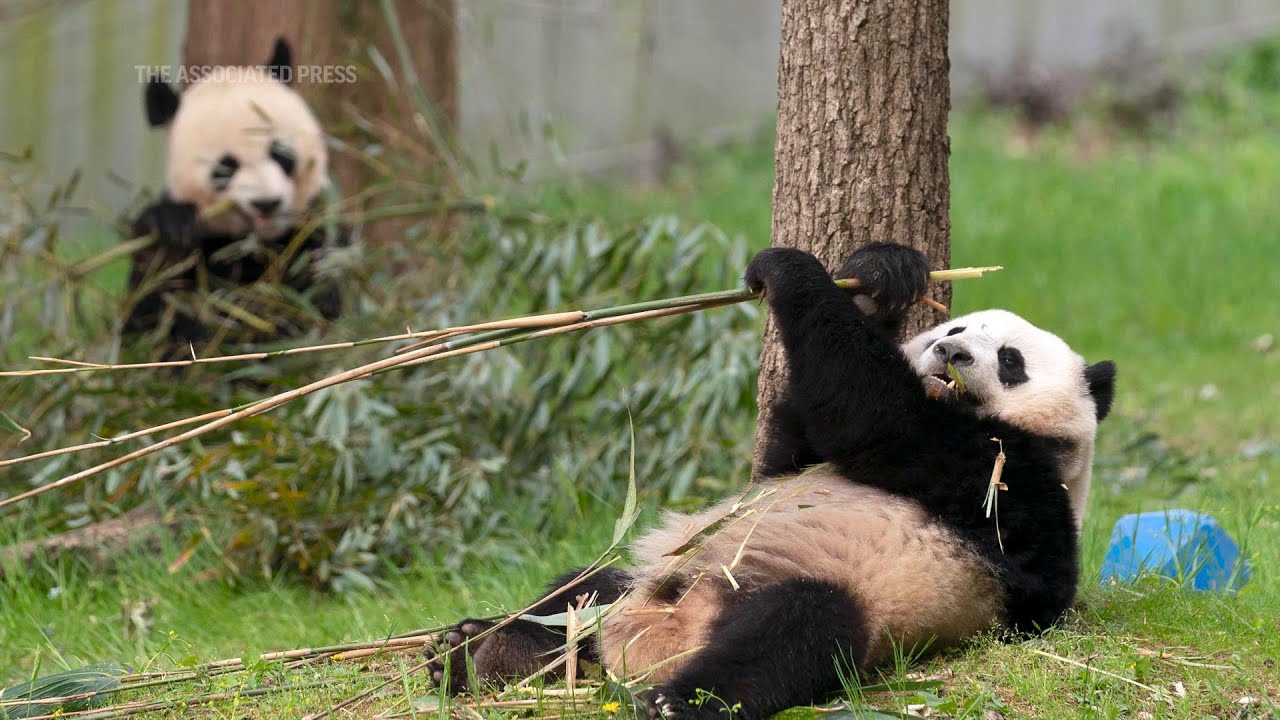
<box><xmin>0</xmin><ymin>328</ymin><xmax>482</xmax><ymax>378</ymax></box>
<box><xmin>0</xmin><ymin>409</ymin><xmax>233</xmax><ymax>469</ymax></box>
<box><xmin>0</xmin><ymin>321</ymin><xmax>534</xmax><ymax>508</ymax></box>
<box><xmin>0</xmin><ymin>266</ymin><xmax>1000</xmax><ymax>501</ymax></box>
<box><xmin>1028</xmin><ymin>648</ymin><xmax>1170</xmax><ymax>700</ymax></box>
<box><xmin>0</xmin><ymin>266</ymin><xmax>997</xmax><ymax>378</ymax></box>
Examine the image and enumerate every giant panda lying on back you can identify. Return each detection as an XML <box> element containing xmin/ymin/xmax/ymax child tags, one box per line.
<box><xmin>428</xmin><ymin>243</ymin><xmax>1116</xmax><ymax>720</ymax></box>
<box><xmin>123</xmin><ymin>38</ymin><xmax>350</xmax><ymax>354</ymax></box>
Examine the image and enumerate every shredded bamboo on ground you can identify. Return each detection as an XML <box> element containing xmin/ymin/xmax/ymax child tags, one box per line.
<box><xmin>1028</xmin><ymin>647</ymin><xmax>1171</xmax><ymax>701</ymax></box>
<box><xmin>296</xmin><ymin>560</ymin><xmax>625</xmax><ymax>720</ymax></box>
<box><xmin>14</xmin><ymin>679</ymin><xmax>340</xmax><ymax>720</ymax></box>
<box><xmin>0</xmin><ymin>266</ymin><xmax>1000</xmax><ymax>509</ymax></box>
<box><xmin>0</xmin><ymin>633</ymin><xmax>447</xmax><ymax>713</ymax></box>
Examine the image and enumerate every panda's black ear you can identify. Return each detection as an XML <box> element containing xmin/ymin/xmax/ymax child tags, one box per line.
<box><xmin>1085</xmin><ymin>361</ymin><xmax>1116</xmax><ymax>421</ymax></box>
<box><xmin>266</xmin><ymin>37</ymin><xmax>293</xmax><ymax>84</ymax></box>
<box><xmin>144</xmin><ymin>80</ymin><xmax>180</xmax><ymax>127</ymax></box>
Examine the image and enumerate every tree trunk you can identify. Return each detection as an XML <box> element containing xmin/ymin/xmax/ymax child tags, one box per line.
<box><xmin>752</xmin><ymin>0</ymin><xmax>952</xmax><ymax>477</ymax></box>
<box><xmin>308</xmin><ymin>0</ymin><xmax>460</xmax><ymax>234</ymax></box>
<box><xmin>181</xmin><ymin>1</ymin><xmax>323</xmax><ymax>71</ymax></box>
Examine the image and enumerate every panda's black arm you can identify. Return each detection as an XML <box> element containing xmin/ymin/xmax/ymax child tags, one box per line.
<box><xmin>746</xmin><ymin>248</ymin><xmax>931</xmax><ymax>463</ymax></box>
<box><xmin>753</xmin><ymin>243</ymin><xmax>929</xmax><ymax>475</ymax></box>
<box><xmin>129</xmin><ymin>196</ymin><xmax>199</xmax><ymax>247</ymax></box>
<box><xmin>754</xmin><ymin>393</ymin><xmax>824</xmax><ymax>478</ymax></box>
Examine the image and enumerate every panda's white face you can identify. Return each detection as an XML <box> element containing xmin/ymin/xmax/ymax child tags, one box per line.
<box><xmin>903</xmin><ymin>310</ymin><xmax>1097</xmax><ymax>438</ymax></box>
<box><xmin>165</xmin><ymin>70</ymin><xmax>327</xmax><ymax>239</ymax></box>
<box><xmin>901</xmin><ymin>309</ymin><xmax>1113</xmax><ymax>526</ymax></box>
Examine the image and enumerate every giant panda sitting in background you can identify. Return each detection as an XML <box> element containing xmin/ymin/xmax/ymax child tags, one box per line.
<box><xmin>428</xmin><ymin>243</ymin><xmax>1116</xmax><ymax>720</ymax></box>
<box><xmin>123</xmin><ymin>38</ymin><xmax>350</xmax><ymax>353</ymax></box>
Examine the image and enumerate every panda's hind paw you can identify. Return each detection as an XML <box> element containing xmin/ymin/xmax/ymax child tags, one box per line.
<box><xmin>639</xmin><ymin>689</ymin><xmax>729</xmax><ymax>720</ymax></box>
<box><xmin>426</xmin><ymin>618</ymin><xmax>493</xmax><ymax>694</ymax></box>
<box><xmin>641</xmin><ymin>690</ymin><xmax>685</xmax><ymax>720</ymax></box>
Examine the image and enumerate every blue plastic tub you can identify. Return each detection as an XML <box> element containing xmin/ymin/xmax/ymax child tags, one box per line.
<box><xmin>1100</xmin><ymin>509</ymin><xmax>1250</xmax><ymax>592</ymax></box>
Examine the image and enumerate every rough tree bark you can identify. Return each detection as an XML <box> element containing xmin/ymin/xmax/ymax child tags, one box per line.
<box><xmin>752</xmin><ymin>0</ymin><xmax>952</xmax><ymax>477</ymax></box>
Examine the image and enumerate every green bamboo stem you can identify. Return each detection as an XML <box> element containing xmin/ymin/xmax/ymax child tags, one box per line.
<box><xmin>0</xmin><ymin>265</ymin><xmax>1000</xmax><ymax>508</ymax></box>
<box><xmin>1</xmin><ymin>266</ymin><xmax>997</xmax><ymax>378</ymax></box>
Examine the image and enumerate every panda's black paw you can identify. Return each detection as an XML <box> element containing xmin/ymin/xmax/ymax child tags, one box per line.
<box><xmin>744</xmin><ymin>247</ymin><xmax>828</xmax><ymax>297</ymax></box>
<box><xmin>835</xmin><ymin>243</ymin><xmax>929</xmax><ymax>316</ymax></box>
<box><xmin>132</xmin><ymin>200</ymin><xmax>199</xmax><ymax>248</ymax></box>
<box><xmin>427</xmin><ymin>618</ymin><xmax>494</xmax><ymax>694</ymax></box>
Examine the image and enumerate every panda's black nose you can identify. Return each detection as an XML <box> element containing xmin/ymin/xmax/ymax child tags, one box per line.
<box><xmin>250</xmin><ymin>198</ymin><xmax>283</xmax><ymax>217</ymax></box>
<box><xmin>933</xmin><ymin>340</ymin><xmax>973</xmax><ymax>366</ymax></box>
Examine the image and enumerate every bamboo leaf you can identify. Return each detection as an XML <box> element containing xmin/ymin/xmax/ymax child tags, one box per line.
<box><xmin>0</xmin><ymin>411</ymin><xmax>31</xmax><ymax>443</ymax></box>
<box><xmin>0</xmin><ymin>664</ymin><xmax>124</xmax><ymax>717</ymax></box>
<box><xmin>665</xmin><ymin>485</ymin><xmax>769</xmax><ymax>557</ymax></box>
<box><xmin>518</xmin><ymin>603</ymin><xmax>612</xmax><ymax>628</ymax></box>
<box><xmin>612</xmin><ymin>413</ymin><xmax>640</xmax><ymax>545</ymax></box>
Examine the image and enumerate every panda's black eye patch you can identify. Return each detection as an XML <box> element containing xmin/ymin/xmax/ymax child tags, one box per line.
<box><xmin>946</xmin><ymin>326</ymin><xmax>966</xmax><ymax>337</ymax></box>
<box><xmin>210</xmin><ymin>154</ymin><xmax>239</xmax><ymax>191</ymax></box>
<box><xmin>997</xmin><ymin>346</ymin><xmax>1029</xmax><ymax>386</ymax></box>
<box><xmin>269</xmin><ymin>140</ymin><xmax>296</xmax><ymax>176</ymax></box>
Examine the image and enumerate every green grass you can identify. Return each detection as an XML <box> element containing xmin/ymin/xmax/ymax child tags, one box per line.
<box><xmin>4</xmin><ymin>102</ymin><xmax>1280</xmax><ymax>718</ymax></box>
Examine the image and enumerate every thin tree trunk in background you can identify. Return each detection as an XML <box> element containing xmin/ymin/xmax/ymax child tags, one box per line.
<box><xmin>181</xmin><ymin>1</ymin><xmax>323</xmax><ymax>71</ymax></box>
<box><xmin>752</xmin><ymin>0</ymin><xmax>952</xmax><ymax>478</ymax></box>
<box><xmin>312</xmin><ymin>0</ymin><xmax>460</xmax><ymax>242</ymax></box>
<box><xmin>181</xmin><ymin>0</ymin><xmax>458</xmax><ymax>246</ymax></box>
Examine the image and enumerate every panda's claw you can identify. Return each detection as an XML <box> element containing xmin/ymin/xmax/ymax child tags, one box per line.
<box><xmin>639</xmin><ymin>689</ymin><xmax>716</xmax><ymax>720</ymax></box>
<box><xmin>641</xmin><ymin>691</ymin><xmax>675</xmax><ymax>720</ymax></box>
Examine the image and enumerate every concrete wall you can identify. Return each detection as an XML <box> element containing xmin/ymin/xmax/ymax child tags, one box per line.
<box><xmin>460</xmin><ymin>0</ymin><xmax>1280</xmax><ymax>174</ymax></box>
<box><xmin>0</xmin><ymin>0</ymin><xmax>183</xmax><ymax>214</ymax></box>
<box><xmin>456</xmin><ymin>0</ymin><xmax>782</xmax><ymax>175</ymax></box>
<box><xmin>3</xmin><ymin>0</ymin><xmax>1280</xmax><ymax>211</ymax></box>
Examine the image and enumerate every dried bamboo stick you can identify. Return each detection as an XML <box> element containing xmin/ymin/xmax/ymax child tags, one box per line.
<box><xmin>0</xmin><ymin>265</ymin><xmax>1001</xmax><ymax>503</ymax></box>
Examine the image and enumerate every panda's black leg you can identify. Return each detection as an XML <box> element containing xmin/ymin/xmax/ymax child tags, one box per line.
<box><xmin>643</xmin><ymin>578</ymin><xmax>870</xmax><ymax>720</ymax></box>
<box><xmin>429</xmin><ymin>567</ymin><xmax>631</xmax><ymax>693</ymax></box>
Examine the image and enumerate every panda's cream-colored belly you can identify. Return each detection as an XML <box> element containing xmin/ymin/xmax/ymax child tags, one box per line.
<box><xmin>599</xmin><ymin>471</ymin><xmax>1004</xmax><ymax>680</ymax></box>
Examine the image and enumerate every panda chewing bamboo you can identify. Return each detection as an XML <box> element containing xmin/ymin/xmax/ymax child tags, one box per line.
<box><xmin>430</xmin><ymin>243</ymin><xmax>1116</xmax><ymax>720</ymax></box>
<box><xmin>123</xmin><ymin>38</ymin><xmax>349</xmax><ymax>353</ymax></box>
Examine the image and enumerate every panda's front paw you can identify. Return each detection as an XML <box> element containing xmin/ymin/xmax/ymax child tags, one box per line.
<box><xmin>835</xmin><ymin>243</ymin><xmax>929</xmax><ymax>316</ymax></box>
<box><xmin>744</xmin><ymin>247</ymin><xmax>828</xmax><ymax>297</ymax></box>
<box><xmin>132</xmin><ymin>200</ymin><xmax>199</xmax><ymax>248</ymax></box>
